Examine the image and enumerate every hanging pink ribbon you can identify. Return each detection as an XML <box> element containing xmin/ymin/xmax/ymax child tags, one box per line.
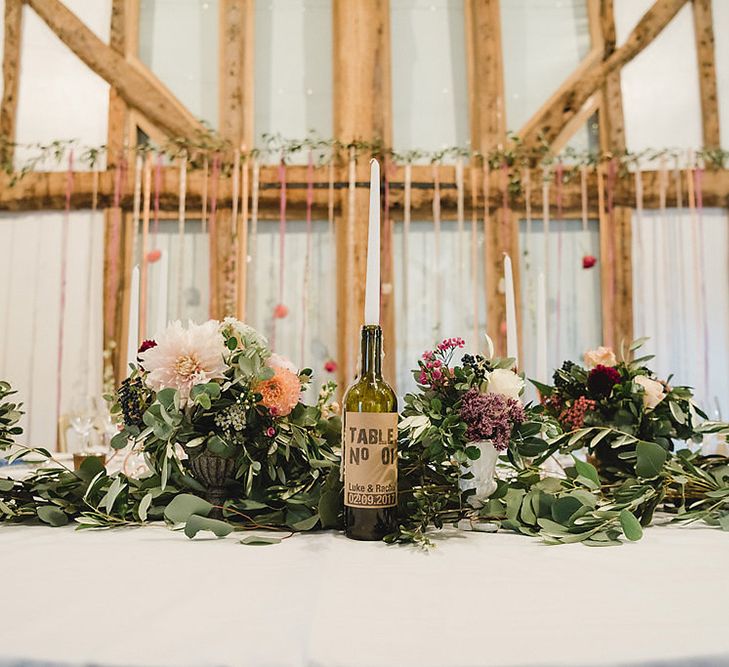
<box><xmin>694</xmin><ymin>163</ymin><xmax>709</xmax><ymax>399</ymax></box>
<box><xmin>153</xmin><ymin>153</ymin><xmax>162</xmax><ymax>242</ymax></box>
<box><xmin>555</xmin><ymin>162</ymin><xmax>564</xmax><ymax>220</ymax></box>
<box><xmin>555</xmin><ymin>162</ymin><xmax>564</xmax><ymax>355</ymax></box>
<box><xmin>606</xmin><ymin>158</ymin><xmax>618</xmax><ymax>322</ymax></box>
<box><xmin>470</xmin><ymin>165</ymin><xmax>479</xmax><ymax>350</ymax></box>
<box><xmin>272</xmin><ymin>155</ymin><xmax>287</xmax><ymax>350</ymax></box>
<box><xmin>403</xmin><ymin>162</ymin><xmax>412</xmax><ymax>353</ymax></box>
<box><xmin>500</xmin><ymin>161</ymin><xmax>509</xmax><ymax>254</ymax></box>
<box><xmin>208</xmin><ymin>154</ymin><xmax>220</xmax><ymax>319</ymax></box>
<box><xmin>105</xmin><ymin>156</ymin><xmax>123</xmax><ymax>342</ymax></box>
<box><xmin>455</xmin><ymin>157</ymin><xmax>465</xmax><ymax>322</ymax></box>
<box><xmin>56</xmin><ymin>151</ymin><xmax>74</xmax><ymax>446</ymax></box>
<box><xmin>634</xmin><ymin>167</ymin><xmax>644</xmax><ymax>335</ymax></box>
<box><xmin>580</xmin><ymin>164</ymin><xmax>588</xmax><ymax>232</ymax></box>
<box><xmin>300</xmin><ymin>150</ymin><xmax>313</xmax><ymax>367</ymax></box>
<box><xmin>433</xmin><ymin>162</ymin><xmax>442</xmax><ymax>337</ymax></box>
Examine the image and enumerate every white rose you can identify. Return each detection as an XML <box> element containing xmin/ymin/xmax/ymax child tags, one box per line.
<box><xmin>584</xmin><ymin>346</ymin><xmax>617</xmax><ymax>369</ymax></box>
<box><xmin>486</xmin><ymin>368</ymin><xmax>524</xmax><ymax>400</ymax></box>
<box><xmin>634</xmin><ymin>375</ymin><xmax>666</xmax><ymax>410</ymax></box>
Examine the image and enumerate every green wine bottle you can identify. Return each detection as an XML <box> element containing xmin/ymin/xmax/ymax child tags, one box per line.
<box><xmin>342</xmin><ymin>325</ymin><xmax>399</xmax><ymax>540</ymax></box>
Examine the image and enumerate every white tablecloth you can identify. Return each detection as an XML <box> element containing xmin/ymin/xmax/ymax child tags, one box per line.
<box><xmin>1</xmin><ymin>523</ymin><xmax>728</xmax><ymax>667</ymax></box>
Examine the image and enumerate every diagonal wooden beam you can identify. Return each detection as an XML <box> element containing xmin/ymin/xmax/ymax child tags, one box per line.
<box><xmin>24</xmin><ymin>0</ymin><xmax>209</xmax><ymax>141</ymax></box>
<box><xmin>692</xmin><ymin>0</ymin><xmax>720</xmax><ymax>148</ymax></box>
<box><xmin>1</xmin><ymin>0</ymin><xmax>23</xmax><ymax>164</ymax></box>
<box><xmin>519</xmin><ymin>0</ymin><xmax>688</xmax><ymax>148</ymax></box>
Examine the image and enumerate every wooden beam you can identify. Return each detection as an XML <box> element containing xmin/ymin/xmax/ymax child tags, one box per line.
<box><xmin>218</xmin><ymin>0</ymin><xmax>255</xmax><ymax>323</ymax></box>
<box><xmin>0</xmin><ymin>0</ymin><xmax>23</xmax><ymax>165</ymax></box>
<box><xmin>6</xmin><ymin>166</ymin><xmax>729</xmax><ymax>213</ymax></box>
<box><xmin>597</xmin><ymin>0</ymin><xmax>627</xmax><ymax>152</ymax></box>
<box><xmin>104</xmin><ymin>0</ymin><xmax>132</xmax><ymax>385</ymax></box>
<box><xmin>520</xmin><ymin>0</ymin><xmax>688</xmax><ymax>148</ymax></box>
<box><xmin>692</xmin><ymin>0</ymin><xmax>720</xmax><ymax>148</ymax></box>
<box><xmin>333</xmin><ymin>0</ymin><xmax>394</xmax><ymax>388</ymax></box>
<box><xmin>25</xmin><ymin>0</ymin><xmax>208</xmax><ymax>141</ymax></box>
<box><xmin>464</xmin><ymin>0</ymin><xmax>515</xmax><ymax>359</ymax></box>
<box><xmin>219</xmin><ymin>0</ymin><xmax>254</xmax><ymax>147</ymax></box>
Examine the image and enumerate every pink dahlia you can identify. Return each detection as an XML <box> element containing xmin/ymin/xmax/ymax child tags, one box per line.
<box><xmin>139</xmin><ymin>320</ymin><xmax>227</xmax><ymax>405</ymax></box>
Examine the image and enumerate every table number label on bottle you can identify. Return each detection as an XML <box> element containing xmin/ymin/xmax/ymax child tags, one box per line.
<box><xmin>343</xmin><ymin>412</ymin><xmax>398</xmax><ymax>508</ymax></box>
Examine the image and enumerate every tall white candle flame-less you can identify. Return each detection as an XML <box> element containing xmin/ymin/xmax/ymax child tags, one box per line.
<box><xmin>503</xmin><ymin>253</ymin><xmax>518</xmax><ymax>367</ymax></box>
<box><xmin>364</xmin><ymin>158</ymin><xmax>381</xmax><ymax>326</ymax></box>
<box><xmin>536</xmin><ymin>272</ymin><xmax>547</xmax><ymax>384</ymax></box>
<box><xmin>126</xmin><ymin>265</ymin><xmax>140</xmax><ymax>368</ymax></box>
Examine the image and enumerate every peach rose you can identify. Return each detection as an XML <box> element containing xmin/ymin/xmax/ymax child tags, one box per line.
<box><xmin>634</xmin><ymin>375</ymin><xmax>666</xmax><ymax>411</ymax></box>
<box><xmin>584</xmin><ymin>346</ymin><xmax>617</xmax><ymax>369</ymax></box>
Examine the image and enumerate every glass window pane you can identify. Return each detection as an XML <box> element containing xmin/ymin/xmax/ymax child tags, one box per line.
<box><xmin>255</xmin><ymin>0</ymin><xmax>333</xmax><ymax>156</ymax></box>
<box><xmin>501</xmin><ymin>0</ymin><xmax>591</xmax><ymax>133</ymax></box>
<box><xmin>138</xmin><ymin>0</ymin><xmax>219</xmax><ymax>129</ymax></box>
<box><xmin>391</xmin><ymin>0</ymin><xmax>469</xmax><ymax>154</ymax></box>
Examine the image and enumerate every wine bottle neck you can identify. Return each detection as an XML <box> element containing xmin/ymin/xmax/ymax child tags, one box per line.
<box><xmin>360</xmin><ymin>325</ymin><xmax>382</xmax><ymax>378</ymax></box>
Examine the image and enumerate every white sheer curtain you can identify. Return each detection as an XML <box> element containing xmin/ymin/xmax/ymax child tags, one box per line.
<box><xmin>246</xmin><ymin>219</ymin><xmax>337</xmax><ymax>400</ymax></box>
<box><xmin>0</xmin><ymin>212</ymin><xmax>104</xmax><ymax>449</ymax></box>
<box><xmin>143</xmin><ymin>220</ymin><xmax>210</xmax><ymax>338</ymax></box>
<box><xmin>632</xmin><ymin>208</ymin><xmax>729</xmax><ymax>419</ymax></box>
<box><xmin>519</xmin><ymin>218</ymin><xmax>602</xmax><ymax>399</ymax></box>
<box><xmin>394</xmin><ymin>219</ymin><xmax>486</xmax><ymax>395</ymax></box>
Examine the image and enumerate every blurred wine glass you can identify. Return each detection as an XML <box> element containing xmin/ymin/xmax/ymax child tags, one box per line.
<box><xmin>68</xmin><ymin>395</ymin><xmax>95</xmax><ymax>452</ymax></box>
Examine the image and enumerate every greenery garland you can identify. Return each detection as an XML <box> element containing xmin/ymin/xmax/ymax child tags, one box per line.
<box><xmin>2</xmin><ymin>338</ymin><xmax>729</xmax><ymax>546</ymax></box>
<box><xmin>3</xmin><ymin>132</ymin><xmax>727</xmax><ymax>186</ymax></box>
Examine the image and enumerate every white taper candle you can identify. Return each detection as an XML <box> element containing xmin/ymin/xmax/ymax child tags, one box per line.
<box><xmin>364</xmin><ymin>158</ymin><xmax>381</xmax><ymax>325</ymax></box>
<box><xmin>536</xmin><ymin>272</ymin><xmax>547</xmax><ymax>383</ymax></box>
<box><xmin>504</xmin><ymin>253</ymin><xmax>518</xmax><ymax>367</ymax></box>
<box><xmin>126</xmin><ymin>265</ymin><xmax>140</xmax><ymax>369</ymax></box>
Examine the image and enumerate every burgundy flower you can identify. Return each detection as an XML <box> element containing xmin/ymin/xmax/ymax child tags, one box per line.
<box><xmin>138</xmin><ymin>339</ymin><xmax>157</xmax><ymax>354</ymax></box>
<box><xmin>587</xmin><ymin>364</ymin><xmax>621</xmax><ymax>397</ymax></box>
<box><xmin>583</xmin><ymin>255</ymin><xmax>597</xmax><ymax>269</ymax></box>
<box><xmin>459</xmin><ymin>389</ymin><xmax>525</xmax><ymax>451</ymax></box>
<box><xmin>324</xmin><ymin>359</ymin><xmax>337</xmax><ymax>374</ymax></box>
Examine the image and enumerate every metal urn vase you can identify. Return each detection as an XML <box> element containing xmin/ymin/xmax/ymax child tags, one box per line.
<box><xmin>184</xmin><ymin>449</ymin><xmax>237</xmax><ymax>517</ymax></box>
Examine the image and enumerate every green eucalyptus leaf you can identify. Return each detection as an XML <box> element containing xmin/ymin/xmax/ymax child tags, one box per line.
<box><xmin>239</xmin><ymin>535</ymin><xmax>282</xmax><ymax>546</ymax></box>
<box><xmin>635</xmin><ymin>441</ymin><xmax>668</xmax><ymax>479</ymax></box>
<box><xmin>37</xmin><ymin>505</ymin><xmax>68</xmax><ymax>527</ymax></box>
<box><xmin>572</xmin><ymin>456</ymin><xmax>600</xmax><ymax>487</ymax></box>
<box><xmin>164</xmin><ymin>494</ymin><xmax>212</xmax><ymax>523</ymax></box>
<box><xmin>619</xmin><ymin>509</ymin><xmax>643</xmax><ymax>541</ymax></box>
<box><xmin>184</xmin><ymin>514</ymin><xmax>233</xmax><ymax>539</ymax></box>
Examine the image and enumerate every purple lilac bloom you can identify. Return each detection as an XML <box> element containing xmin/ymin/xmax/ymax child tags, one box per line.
<box><xmin>459</xmin><ymin>389</ymin><xmax>525</xmax><ymax>451</ymax></box>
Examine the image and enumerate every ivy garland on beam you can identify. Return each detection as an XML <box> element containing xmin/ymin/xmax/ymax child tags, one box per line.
<box><xmin>3</xmin><ymin>133</ymin><xmax>729</xmax><ymax>189</ymax></box>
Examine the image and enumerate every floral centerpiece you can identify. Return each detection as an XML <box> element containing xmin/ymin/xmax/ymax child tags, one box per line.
<box><xmin>396</xmin><ymin>338</ymin><xmax>558</xmax><ymax>544</ymax></box>
<box><xmin>111</xmin><ymin>318</ymin><xmax>342</xmax><ymax>524</ymax></box>
<box><xmin>535</xmin><ymin>341</ymin><xmax>716</xmax><ymax>478</ymax></box>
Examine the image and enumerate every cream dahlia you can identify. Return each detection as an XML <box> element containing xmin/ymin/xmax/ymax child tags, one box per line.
<box><xmin>140</xmin><ymin>320</ymin><xmax>227</xmax><ymax>404</ymax></box>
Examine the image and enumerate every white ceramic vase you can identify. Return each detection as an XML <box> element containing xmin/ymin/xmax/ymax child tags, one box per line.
<box><xmin>459</xmin><ymin>440</ymin><xmax>499</xmax><ymax>507</ymax></box>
